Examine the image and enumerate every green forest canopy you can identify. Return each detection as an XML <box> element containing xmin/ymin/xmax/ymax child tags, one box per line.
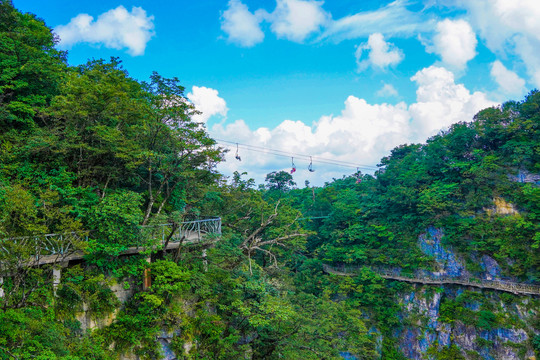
<box><xmin>0</xmin><ymin>1</ymin><xmax>539</xmax><ymax>359</ymax></box>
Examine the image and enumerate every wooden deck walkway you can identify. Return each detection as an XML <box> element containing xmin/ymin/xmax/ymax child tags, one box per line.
<box><xmin>323</xmin><ymin>264</ymin><xmax>540</xmax><ymax>296</ymax></box>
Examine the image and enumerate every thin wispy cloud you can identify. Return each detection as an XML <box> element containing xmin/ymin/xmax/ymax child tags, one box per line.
<box><xmin>317</xmin><ymin>0</ymin><xmax>433</xmax><ymax>43</ymax></box>
<box><xmin>377</xmin><ymin>83</ymin><xmax>399</xmax><ymax>98</ymax></box>
<box><xmin>221</xmin><ymin>0</ymin><xmax>434</xmax><ymax>46</ymax></box>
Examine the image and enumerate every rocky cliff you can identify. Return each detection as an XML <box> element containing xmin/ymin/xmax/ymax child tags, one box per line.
<box><xmin>392</xmin><ymin>228</ymin><xmax>539</xmax><ymax>360</ymax></box>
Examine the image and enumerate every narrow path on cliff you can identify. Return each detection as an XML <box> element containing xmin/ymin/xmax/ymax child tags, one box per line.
<box><xmin>323</xmin><ymin>264</ymin><xmax>540</xmax><ymax>296</ymax></box>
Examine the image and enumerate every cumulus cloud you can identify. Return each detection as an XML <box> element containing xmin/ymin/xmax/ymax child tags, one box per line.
<box><xmin>425</xmin><ymin>19</ymin><xmax>477</xmax><ymax>71</ymax></box>
<box><xmin>221</xmin><ymin>0</ymin><xmax>265</xmax><ymax>47</ymax></box>
<box><xmin>356</xmin><ymin>33</ymin><xmax>404</xmax><ymax>72</ymax></box>
<box><xmin>211</xmin><ymin>66</ymin><xmax>496</xmax><ymax>185</ymax></box>
<box><xmin>55</xmin><ymin>6</ymin><xmax>154</xmax><ymax>56</ymax></box>
<box><xmin>377</xmin><ymin>83</ymin><xmax>399</xmax><ymax>97</ymax></box>
<box><xmin>409</xmin><ymin>66</ymin><xmax>495</xmax><ymax>139</ymax></box>
<box><xmin>456</xmin><ymin>0</ymin><xmax>540</xmax><ymax>86</ymax></box>
<box><xmin>267</xmin><ymin>0</ymin><xmax>328</xmax><ymax>42</ymax></box>
<box><xmin>490</xmin><ymin>60</ymin><xmax>526</xmax><ymax>96</ymax></box>
<box><xmin>187</xmin><ymin>86</ymin><xmax>228</xmax><ymax>124</ymax></box>
<box><xmin>221</xmin><ymin>0</ymin><xmax>327</xmax><ymax>45</ymax></box>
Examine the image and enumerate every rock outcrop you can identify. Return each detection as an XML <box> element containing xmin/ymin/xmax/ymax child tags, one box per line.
<box><xmin>393</xmin><ymin>228</ymin><xmax>539</xmax><ymax>359</ymax></box>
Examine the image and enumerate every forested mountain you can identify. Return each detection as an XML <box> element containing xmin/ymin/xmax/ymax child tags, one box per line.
<box><xmin>283</xmin><ymin>95</ymin><xmax>540</xmax><ymax>359</ymax></box>
<box><xmin>0</xmin><ymin>1</ymin><xmax>538</xmax><ymax>359</ymax></box>
<box><xmin>295</xmin><ymin>99</ymin><xmax>539</xmax><ymax>279</ymax></box>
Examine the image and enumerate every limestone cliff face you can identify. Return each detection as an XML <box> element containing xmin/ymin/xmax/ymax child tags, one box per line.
<box><xmin>417</xmin><ymin>227</ymin><xmax>510</xmax><ymax>281</ymax></box>
<box><xmin>392</xmin><ymin>228</ymin><xmax>539</xmax><ymax>360</ymax></box>
<box><xmin>75</xmin><ymin>281</ymin><xmax>134</xmax><ymax>333</ymax></box>
<box><xmin>396</xmin><ymin>287</ymin><xmax>536</xmax><ymax>360</ymax></box>
<box><xmin>72</xmin><ymin>281</ymin><xmax>182</xmax><ymax>360</ymax></box>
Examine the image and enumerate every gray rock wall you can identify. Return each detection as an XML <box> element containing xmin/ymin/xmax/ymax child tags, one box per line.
<box><xmin>395</xmin><ymin>286</ymin><xmax>537</xmax><ymax>360</ymax></box>
<box><xmin>391</xmin><ymin>228</ymin><xmax>539</xmax><ymax>359</ymax></box>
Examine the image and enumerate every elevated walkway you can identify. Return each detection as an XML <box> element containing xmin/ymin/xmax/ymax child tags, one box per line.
<box><xmin>0</xmin><ymin>218</ymin><xmax>222</xmax><ymax>266</ymax></box>
<box><xmin>323</xmin><ymin>264</ymin><xmax>540</xmax><ymax>296</ymax></box>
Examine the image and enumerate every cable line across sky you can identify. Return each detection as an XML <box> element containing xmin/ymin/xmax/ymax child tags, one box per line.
<box><xmin>214</xmin><ymin>139</ymin><xmax>379</xmax><ymax>171</ymax></box>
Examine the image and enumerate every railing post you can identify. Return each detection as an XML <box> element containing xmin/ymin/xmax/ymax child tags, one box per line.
<box><xmin>0</xmin><ymin>277</ymin><xmax>4</xmax><ymax>298</ymax></box>
<box><xmin>197</xmin><ymin>222</ymin><xmax>201</xmax><ymax>243</ymax></box>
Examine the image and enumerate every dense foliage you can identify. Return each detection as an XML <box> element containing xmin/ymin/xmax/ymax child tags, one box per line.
<box><xmin>0</xmin><ymin>2</ymin><xmax>374</xmax><ymax>359</ymax></box>
<box><xmin>0</xmin><ymin>1</ymin><xmax>538</xmax><ymax>359</ymax></box>
<box><xmin>289</xmin><ymin>96</ymin><xmax>540</xmax><ymax>279</ymax></box>
<box><xmin>280</xmin><ymin>92</ymin><xmax>540</xmax><ymax>358</ymax></box>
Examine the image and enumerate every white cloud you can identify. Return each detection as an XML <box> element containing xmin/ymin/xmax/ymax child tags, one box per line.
<box><xmin>55</xmin><ymin>6</ymin><xmax>154</xmax><ymax>56</ymax></box>
<box><xmin>377</xmin><ymin>83</ymin><xmax>399</xmax><ymax>97</ymax></box>
<box><xmin>409</xmin><ymin>66</ymin><xmax>495</xmax><ymax>139</ymax></box>
<box><xmin>221</xmin><ymin>0</ymin><xmax>265</xmax><ymax>47</ymax></box>
<box><xmin>426</xmin><ymin>19</ymin><xmax>477</xmax><ymax>71</ymax></box>
<box><xmin>458</xmin><ymin>0</ymin><xmax>540</xmax><ymax>52</ymax></box>
<box><xmin>318</xmin><ymin>0</ymin><xmax>433</xmax><ymax>42</ymax></box>
<box><xmin>490</xmin><ymin>60</ymin><xmax>526</xmax><ymax>96</ymax></box>
<box><xmin>456</xmin><ymin>0</ymin><xmax>540</xmax><ymax>87</ymax></box>
<box><xmin>356</xmin><ymin>33</ymin><xmax>404</xmax><ymax>72</ymax></box>
<box><xmin>211</xmin><ymin>66</ymin><xmax>496</xmax><ymax>186</ymax></box>
<box><xmin>220</xmin><ymin>0</ymin><xmax>433</xmax><ymax>47</ymax></box>
<box><xmin>187</xmin><ymin>86</ymin><xmax>228</xmax><ymax>124</ymax></box>
<box><xmin>513</xmin><ymin>36</ymin><xmax>540</xmax><ymax>88</ymax></box>
<box><xmin>268</xmin><ymin>0</ymin><xmax>328</xmax><ymax>42</ymax></box>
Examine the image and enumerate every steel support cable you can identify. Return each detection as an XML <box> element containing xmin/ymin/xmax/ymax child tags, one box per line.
<box><xmin>217</xmin><ymin>139</ymin><xmax>377</xmax><ymax>168</ymax></box>
<box><xmin>215</xmin><ymin>139</ymin><xmax>379</xmax><ymax>170</ymax></box>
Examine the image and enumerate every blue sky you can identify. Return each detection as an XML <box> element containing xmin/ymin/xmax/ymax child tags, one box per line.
<box><xmin>14</xmin><ymin>0</ymin><xmax>540</xmax><ymax>185</ymax></box>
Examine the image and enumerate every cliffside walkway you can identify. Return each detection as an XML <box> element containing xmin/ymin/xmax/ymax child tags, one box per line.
<box><xmin>323</xmin><ymin>264</ymin><xmax>540</xmax><ymax>296</ymax></box>
<box><xmin>0</xmin><ymin>218</ymin><xmax>222</xmax><ymax>266</ymax></box>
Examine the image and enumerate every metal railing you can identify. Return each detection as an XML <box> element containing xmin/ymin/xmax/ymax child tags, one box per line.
<box><xmin>141</xmin><ymin>217</ymin><xmax>222</xmax><ymax>245</ymax></box>
<box><xmin>0</xmin><ymin>232</ymin><xmax>89</xmax><ymax>257</ymax></box>
<box><xmin>322</xmin><ymin>264</ymin><xmax>540</xmax><ymax>296</ymax></box>
<box><xmin>0</xmin><ymin>218</ymin><xmax>222</xmax><ymax>258</ymax></box>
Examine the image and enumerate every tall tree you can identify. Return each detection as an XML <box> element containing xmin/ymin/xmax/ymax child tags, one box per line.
<box><xmin>0</xmin><ymin>0</ymin><xmax>66</xmax><ymax>129</ymax></box>
<box><xmin>138</xmin><ymin>72</ymin><xmax>223</xmax><ymax>224</ymax></box>
<box><xmin>265</xmin><ymin>170</ymin><xmax>296</xmax><ymax>192</ymax></box>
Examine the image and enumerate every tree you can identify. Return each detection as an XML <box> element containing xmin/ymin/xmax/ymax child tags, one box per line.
<box><xmin>198</xmin><ymin>172</ymin><xmax>308</xmax><ymax>273</ymax></box>
<box><xmin>0</xmin><ymin>0</ymin><xmax>66</xmax><ymax>129</ymax></box>
<box><xmin>46</xmin><ymin>58</ymin><xmax>148</xmax><ymax>192</ymax></box>
<box><xmin>137</xmin><ymin>72</ymin><xmax>223</xmax><ymax>224</ymax></box>
<box><xmin>265</xmin><ymin>171</ymin><xmax>296</xmax><ymax>192</ymax></box>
